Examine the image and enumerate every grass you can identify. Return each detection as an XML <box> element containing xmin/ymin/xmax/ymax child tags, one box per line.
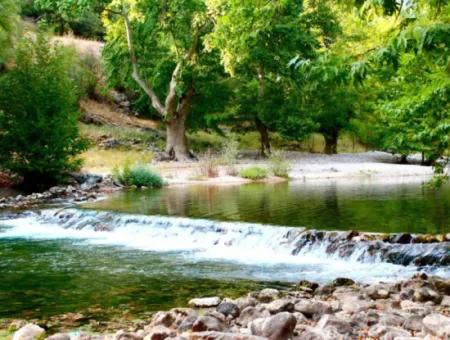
<box><xmin>239</xmin><ymin>166</ymin><xmax>268</xmax><ymax>180</ymax></box>
<box><xmin>81</xmin><ymin>148</ymin><xmax>153</xmax><ymax>174</ymax></box>
<box><xmin>79</xmin><ymin>123</ymin><xmax>159</xmax><ymax>145</ymax></box>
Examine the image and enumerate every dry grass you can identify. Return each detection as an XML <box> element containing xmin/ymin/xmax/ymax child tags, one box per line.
<box><xmin>80</xmin><ymin>99</ymin><xmax>160</xmax><ymax>130</ymax></box>
<box><xmin>81</xmin><ymin>148</ymin><xmax>153</xmax><ymax>174</ymax></box>
<box><xmin>53</xmin><ymin>35</ymin><xmax>104</xmax><ymax>59</ymax></box>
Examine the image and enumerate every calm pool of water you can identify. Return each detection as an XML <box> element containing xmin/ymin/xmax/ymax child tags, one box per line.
<box><xmin>86</xmin><ymin>179</ymin><xmax>450</xmax><ymax>235</ymax></box>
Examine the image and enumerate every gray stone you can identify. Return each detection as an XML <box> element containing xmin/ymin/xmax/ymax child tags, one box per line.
<box><xmin>143</xmin><ymin>326</ymin><xmax>175</xmax><ymax>340</ymax></box>
<box><xmin>266</xmin><ymin>299</ymin><xmax>295</xmax><ymax>314</ymax></box>
<box><xmin>232</xmin><ymin>297</ymin><xmax>258</xmax><ymax>310</ymax></box>
<box><xmin>189</xmin><ymin>297</ymin><xmax>221</xmax><ymax>308</ymax></box>
<box><xmin>192</xmin><ymin>316</ymin><xmax>227</xmax><ymax>332</ymax></box>
<box><xmin>217</xmin><ymin>302</ymin><xmax>240</xmax><ymax>318</ymax></box>
<box><xmin>441</xmin><ymin>295</ymin><xmax>450</xmax><ymax>306</ymax></box>
<box><xmin>366</xmin><ymin>285</ymin><xmax>391</xmax><ymax>300</ymax></box>
<box><xmin>187</xmin><ymin>332</ymin><xmax>265</xmax><ymax>340</ymax></box>
<box><xmin>151</xmin><ymin>311</ymin><xmax>175</xmax><ymax>327</ymax></box>
<box><xmin>236</xmin><ymin>306</ymin><xmax>270</xmax><ymax>327</ymax></box>
<box><xmin>403</xmin><ymin>315</ymin><xmax>423</xmax><ymax>332</ymax></box>
<box><xmin>381</xmin><ymin>328</ymin><xmax>411</xmax><ymax>340</ymax></box>
<box><xmin>413</xmin><ymin>287</ymin><xmax>442</xmax><ymax>304</ymax></box>
<box><xmin>46</xmin><ymin>334</ymin><xmax>70</xmax><ymax>340</ymax></box>
<box><xmin>257</xmin><ymin>289</ymin><xmax>280</xmax><ymax>303</ymax></box>
<box><xmin>249</xmin><ymin>312</ymin><xmax>296</xmax><ymax>340</ymax></box>
<box><xmin>379</xmin><ymin>313</ymin><xmax>405</xmax><ymax>327</ymax></box>
<box><xmin>317</xmin><ymin>315</ymin><xmax>352</xmax><ymax>334</ymax></box>
<box><xmin>422</xmin><ymin>313</ymin><xmax>450</xmax><ymax>337</ymax></box>
<box><xmin>114</xmin><ymin>331</ymin><xmax>143</xmax><ymax>340</ymax></box>
<box><xmin>294</xmin><ymin>299</ymin><xmax>332</xmax><ymax>319</ymax></box>
<box><xmin>13</xmin><ymin>324</ymin><xmax>45</xmax><ymax>340</ymax></box>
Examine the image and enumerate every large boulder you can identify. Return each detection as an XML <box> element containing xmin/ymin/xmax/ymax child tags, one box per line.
<box><xmin>249</xmin><ymin>312</ymin><xmax>296</xmax><ymax>340</ymax></box>
<box><xmin>13</xmin><ymin>324</ymin><xmax>45</xmax><ymax>340</ymax></box>
<box><xmin>256</xmin><ymin>289</ymin><xmax>280</xmax><ymax>303</ymax></box>
<box><xmin>265</xmin><ymin>299</ymin><xmax>295</xmax><ymax>314</ymax></box>
<box><xmin>422</xmin><ymin>313</ymin><xmax>450</xmax><ymax>337</ymax></box>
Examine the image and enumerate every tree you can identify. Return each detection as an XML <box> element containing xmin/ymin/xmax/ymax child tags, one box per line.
<box><xmin>102</xmin><ymin>0</ymin><xmax>227</xmax><ymax>161</ymax></box>
<box><xmin>205</xmin><ymin>0</ymin><xmax>334</xmax><ymax>156</ymax></box>
<box><xmin>0</xmin><ymin>0</ymin><xmax>19</xmax><ymax>65</ymax></box>
<box><xmin>0</xmin><ymin>36</ymin><xmax>88</xmax><ymax>189</ymax></box>
<box><xmin>25</xmin><ymin>0</ymin><xmax>107</xmax><ymax>38</ymax></box>
<box><xmin>368</xmin><ymin>0</ymin><xmax>450</xmax><ymax>165</ymax></box>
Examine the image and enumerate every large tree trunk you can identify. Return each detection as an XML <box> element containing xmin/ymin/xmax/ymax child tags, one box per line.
<box><xmin>165</xmin><ymin>115</ymin><xmax>192</xmax><ymax>161</ymax></box>
<box><xmin>255</xmin><ymin>117</ymin><xmax>271</xmax><ymax>157</ymax></box>
<box><xmin>324</xmin><ymin>132</ymin><xmax>338</xmax><ymax>154</ymax></box>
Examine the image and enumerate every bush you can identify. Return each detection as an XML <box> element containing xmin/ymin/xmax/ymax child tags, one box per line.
<box><xmin>268</xmin><ymin>150</ymin><xmax>291</xmax><ymax>178</ymax></box>
<box><xmin>198</xmin><ymin>149</ymin><xmax>220</xmax><ymax>178</ymax></box>
<box><xmin>0</xmin><ymin>35</ymin><xmax>88</xmax><ymax>189</ymax></box>
<box><xmin>114</xmin><ymin>163</ymin><xmax>163</xmax><ymax>188</ymax></box>
<box><xmin>239</xmin><ymin>166</ymin><xmax>268</xmax><ymax>180</ymax></box>
<box><xmin>220</xmin><ymin>138</ymin><xmax>239</xmax><ymax>175</ymax></box>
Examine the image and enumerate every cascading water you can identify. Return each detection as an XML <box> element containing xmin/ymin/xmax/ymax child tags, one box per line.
<box><xmin>1</xmin><ymin>208</ymin><xmax>449</xmax><ymax>283</ymax></box>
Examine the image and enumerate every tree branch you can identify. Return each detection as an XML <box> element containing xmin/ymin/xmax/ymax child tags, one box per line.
<box><xmin>122</xmin><ymin>11</ymin><xmax>165</xmax><ymax>116</ymax></box>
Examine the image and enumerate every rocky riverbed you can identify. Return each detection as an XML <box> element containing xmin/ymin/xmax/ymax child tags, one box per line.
<box><xmin>0</xmin><ymin>173</ymin><xmax>122</xmax><ymax>211</ymax></box>
<box><xmin>8</xmin><ymin>274</ymin><xmax>450</xmax><ymax>340</ymax></box>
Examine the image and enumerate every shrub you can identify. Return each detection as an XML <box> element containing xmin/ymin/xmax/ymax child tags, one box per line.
<box><xmin>239</xmin><ymin>166</ymin><xmax>268</xmax><ymax>180</ymax></box>
<box><xmin>220</xmin><ymin>139</ymin><xmax>239</xmax><ymax>175</ymax></box>
<box><xmin>198</xmin><ymin>149</ymin><xmax>220</xmax><ymax>178</ymax></box>
<box><xmin>268</xmin><ymin>150</ymin><xmax>291</xmax><ymax>178</ymax></box>
<box><xmin>0</xmin><ymin>35</ymin><xmax>88</xmax><ymax>189</ymax></box>
<box><xmin>114</xmin><ymin>163</ymin><xmax>163</xmax><ymax>188</ymax></box>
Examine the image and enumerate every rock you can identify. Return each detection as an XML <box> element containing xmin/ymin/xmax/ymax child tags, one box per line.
<box><xmin>403</xmin><ymin>315</ymin><xmax>423</xmax><ymax>332</ymax></box>
<box><xmin>46</xmin><ymin>334</ymin><xmax>71</xmax><ymax>340</ymax></box>
<box><xmin>187</xmin><ymin>332</ymin><xmax>265</xmax><ymax>340</ymax></box>
<box><xmin>114</xmin><ymin>331</ymin><xmax>143</xmax><ymax>340</ymax></box>
<box><xmin>217</xmin><ymin>302</ymin><xmax>240</xmax><ymax>318</ymax></box>
<box><xmin>143</xmin><ymin>326</ymin><xmax>175</xmax><ymax>340</ymax></box>
<box><xmin>13</xmin><ymin>324</ymin><xmax>45</xmax><ymax>340</ymax></box>
<box><xmin>249</xmin><ymin>312</ymin><xmax>296</xmax><ymax>340</ymax></box>
<box><xmin>177</xmin><ymin>315</ymin><xmax>198</xmax><ymax>333</ymax></box>
<box><xmin>331</xmin><ymin>278</ymin><xmax>355</xmax><ymax>287</ymax></box>
<box><xmin>192</xmin><ymin>316</ymin><xmax>227</xmax><ymax>332</ymax></box>
<box><xmin>390</xmin><ymin>233</ymin><xmax>413</xmax><ymax>244</ymax></box>
<box><xmin>266</xmin><ymin>299</ymin><xmax>295</xmax><ymax>314</ymax></box>
<box><xmin>341</xmin><ymin>299</ymin><xmax>374</xmax><ymax>314</ymax></box>
<box><xmin>232</xmin><ymin>297</ymin><xmax>258</xmax><ymax>310</ymax></box>
<box><xmin>257</xmin><ymin>288</ymin><xmax>280</xmax><ymax>303</ymax></box>
<box><xmin>189</xmin><ymin>297</ymin><xmax>221</xmax><ymax>308</ymax></box>
<box><xmin>294</xmin><ymin>299</ymin><xmax>332</xmax><ymax>319</ymax></box>
<box><xmin>400</xmin><ymin>300</ymin><xmax>429</xmax><ymax>315</ymax></box>
<box><xmin>382</xmin><ymin>328</ymin><xmax>411</xmax><ymax>340</ymax></box>
<box><xmin>413</xmin><ymin>287</ymin><xmax>442</xmax><ymax>304</ymax></box>
<box><xmin>441</xmin><ymin>295</ymin><xmax>450</xmax><ymax>306</ymax></box>
<box><xmin>236</xmin><ymin>306</ymin><xmax>270</xmax><ymax>327</ymax></box>
<box><xmin>316</xmin><ymin>315</ymin><xmax>352</xmax><ymax>334</ymax></box>
<box><xmin>422</xmin><ymin>313</ymin><xmax>450</xmax><ymax>337</ymax></box>
<box><xmin>151</xmin><ymin>311</ymin><xmax>176</xmax><ymax>328</ymax></box>
<box><xmin>297</xmin><ymin>280</ymin><xmax>319</xmax><ymax>292</ymax></box>
<box><xmin>314</xmin><ymin>284</ymin><xmax>335</xmax><ymax>296</ymax></box>
<box><xmin>368</xmin><ymin>324</ymin><xmax>390</xmax><ymax>337</ymax></box>
<box><xmin>379</xmin><ymin>313</ymin><xmax>405</xmax><ymax>327</ymax></box>
<box><xmin>296</xmin><ymin>325</ymin><xmax>344</xmax><ymax>340</ymax></box>
<box><xmin>8</xmin><ymin>320</ymin><xmax>27</xmax><ymax>332</ymax></box>
<box><xmin>366</xmin><ymin>285</ymin><xmax>391</xmax><ymax>300</ymax></box>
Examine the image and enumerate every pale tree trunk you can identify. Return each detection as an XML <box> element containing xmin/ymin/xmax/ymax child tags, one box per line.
<box><xmin>165</xmin><ymin>115</ymin><xmax>190</xmax><ymax>161</ymax></box>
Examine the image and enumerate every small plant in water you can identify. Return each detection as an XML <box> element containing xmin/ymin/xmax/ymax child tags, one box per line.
<box><xmin>268</xmin><ymin>150</ymin><xmax>291</xmax><ymax>178</ymax></box>
<box><xmin>113</xmin><ymin>162</ymin><xmax>163</xmax><ymax>188</ymax></box>
<box><xmin>239</xmin><ymin>166</ymin><xmax>268</xmax><ymax>180</ymax></box>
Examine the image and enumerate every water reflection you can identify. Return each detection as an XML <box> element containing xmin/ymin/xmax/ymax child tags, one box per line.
<box><xmin>86</xmin><ymin>178</ymin><xmax>450</xmax><ymax>234</ymax></box>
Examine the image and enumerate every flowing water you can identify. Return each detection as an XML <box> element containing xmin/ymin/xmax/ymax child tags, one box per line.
<box><xmin>0</xmin><ymin>179</ymin><xmax>449</xmax><ymax>321</ymax></box>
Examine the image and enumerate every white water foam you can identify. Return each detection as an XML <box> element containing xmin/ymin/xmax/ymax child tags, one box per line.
<box><xmin>0</xmin><ymin>209</ymin><xmax>448</xmax><ymax>283</ymax></box>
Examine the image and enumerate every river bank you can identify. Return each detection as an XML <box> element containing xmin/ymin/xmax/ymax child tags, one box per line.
<box><xmin>6</xmin><ymin>274</ymin><xmax>450</xmax><ymax>339</ymax></box>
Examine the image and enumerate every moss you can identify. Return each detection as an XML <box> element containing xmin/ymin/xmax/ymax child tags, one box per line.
<box><xmin>239</xmin><ymin>166</ymin><xmax>268</xmax><ymax>180</ymax></box>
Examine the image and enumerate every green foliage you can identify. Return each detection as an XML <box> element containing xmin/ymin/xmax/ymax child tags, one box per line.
<box><xmin>0</xmin><ymin>0</ymin><xmax>20</xmax><ymax>64</ymax></box>
<box><xmin>0</xmin><ymin>35</ymin><xmax>88</xmax><ymax>188</ymax></box>
<box><xmin>114</xmin><ymin>163</ymin><xmax>163</xmax><ymax>188</ymax></box>
<box><xmin>25</xmin><ymin>0</ymin><xmax>107</xmax><ymax>38</ymax></box>
<box><xmin>268</xmin><ymin>151</ymin><xmax>291</xmax><ymax>178</ymax></box>
<box><xmin>239</xmin><ymin>166</ymin><xmax>268</xmax><ymax>180</ymax></box>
